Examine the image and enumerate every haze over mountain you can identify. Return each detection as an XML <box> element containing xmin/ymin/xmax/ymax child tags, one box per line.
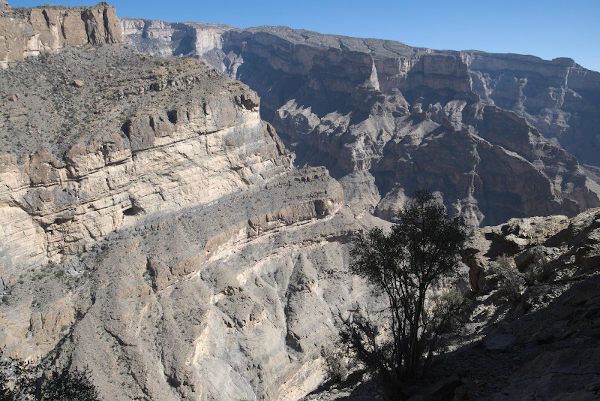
<box><xmin>1</xmin><ymin>2</ymin><xmax>599</xmax><ymax>401</ymax></box>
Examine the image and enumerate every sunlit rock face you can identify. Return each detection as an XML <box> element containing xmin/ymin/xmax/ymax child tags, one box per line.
<box><xmin>0</xmin><ymin>2</ymin><xmax>121</xmax><ymax>68</ymax></box>
<box><xmin>124</xmin><ymin>21</ymin><xmax>600</xmax><ymax>226</ymax></box>
<box><xmin>463</xmin><ymin>52</ymin><xmax>600</xmax><ymax>166</ymax></box>
<box><xmin>1</xmin><ymin>4</ymin><xmax>600</xmax><ymax>401</ymax></box>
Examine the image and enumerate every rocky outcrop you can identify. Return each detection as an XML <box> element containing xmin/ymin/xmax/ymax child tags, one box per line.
<box><xmin>1</xmin><ymin>7</ymin><xmax>599</xmax><ymax>401</ymax></box>
<box><xmin>307</xmin><ymin>207</ymin><xmax>600</xmax><ymax>401</ymax></box>
<box><xmin>468</xmin><ymin>206</ymin><xmax>600</xmax><ymax>293</ymax></box>
<box><xmin>57</xmin><ymin>169</ymin><xmax>364</xmax><ymax>401</ymax></box>
<box><xmin>123</xmin><ymin>19</ymin><xmax>228</xmax><ymax>59</ymax></box>
<box><xmin>0</xmin><ymin>36</ymin><xmax>376</xmax><ymax>401</ymax></box>
<box><xmin>0</xmin><ymin>45</ymin><xmax>291</xmax><ymax>268</ymax></box>
<box><xmin>0</xmin><ymin>1</ymin><xmax>121</xmax><ymax>68</ymax></box>
<box><xmin>123</xmin><ymin>21</ymin><xmax>600</xmax><ymax>226</ymax></box>
<box><xmin>442</xmin><ymin>207</ymin><xmax>600</xmax><ymax>401</ymax></box>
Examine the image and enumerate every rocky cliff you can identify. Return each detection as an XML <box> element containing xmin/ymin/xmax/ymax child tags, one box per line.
<box><xmin>123</xmin><ymin>21</ymin><xmax>600</xmax><ymax>226</ymax></box>
<box><xmin>463</xmin><ymin>52</ymin><xmax>600</xmax><ymax>166</ymax></box>
<box><xmin>0</xmin><ymin>1</ymin><xmax>121</xmax><ymax>68</ymax></box>
<box><xmin>0</xmin><ymin>45</ymin><xmax>290</xmax><ymax>267</ymax></box>
<box><xmin>0</xmin><ymin>11</ymin><xmax>383</xmax><ymax>400</ymax></box>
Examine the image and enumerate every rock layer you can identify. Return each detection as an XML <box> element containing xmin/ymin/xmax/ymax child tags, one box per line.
<box><xmin>0</xmin><ymin>1</ymin><xmax>121</xmax><ymax>68</ymax></box>
<box><xmin>1</xmin><ymin>6</ymin><xmax>599</xmax><ymax>401</ymax></box>
<box><xmin>0</xmin><ymin>46</ymin><xmax>291</xmax><ymax>269</ymax></box>
<box><xmin>463</xmin><ymin>52</ymin><xmax>600</xmax><ymax>166</ymax></box>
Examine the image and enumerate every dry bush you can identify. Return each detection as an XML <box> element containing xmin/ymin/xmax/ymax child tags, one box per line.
<box><xmin>322</xmin><ymin>344</ymin><xmax>351</xmax><ymax>383</ymax></box>
<box><xmin>491</xmin><ymin>255</ymin><xmax>525</xmax><ymax>302</ymax></box>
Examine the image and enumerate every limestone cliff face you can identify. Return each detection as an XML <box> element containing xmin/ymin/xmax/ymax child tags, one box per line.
<box><xmin>0</xmin><ymin>8</ymin><xmax>597</xmax><ymax>401</ymax></box>
<box><xmin>0</xmin><ymin>40</ymin><xmax>375</xmax><ymax>401</ymax></box>
<box><xmin>0</xmin><ymin>1</ymin><xmax>121</xmax><ymax>68</ymax></box>
<box><xmin>123</xmin><ymin>21</ymin><xmax>600</xmax><ymax>226</ymax></box>
<box><xmin>462</xmin><ymin>52</ymin><xmax>600</xmax><ymax>166</ymax></box>
<box><xmin>60</xmin><ymin>170</ymin><xmax>361</xmax><ymax>401</ymax></box>
<box><xmin>0</xmin><ymin>46</ymin><xmax>290</xmax><ymax>269</ymax></box>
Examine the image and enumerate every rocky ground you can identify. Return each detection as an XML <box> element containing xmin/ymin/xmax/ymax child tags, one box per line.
<box><xmin>0</xmin><ymin>3</ymin><xmax>383</xmax><ymax>400</ymax></box>
<box><xmin>304</xmin><ymin>208</ymin><xmax>600</xmax><ymax>401</ymax></box>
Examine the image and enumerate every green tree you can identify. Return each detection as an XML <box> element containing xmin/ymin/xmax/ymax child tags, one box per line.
<box><xmin>344</xmin><ymin>191</ymin><xmax>467</xmax><ymax>399</ymax></box>
<box><xmin>0</xmin><ymin>350</ymin><xmax>99</xmax><ymax>401</ymax></box>
<box><xmin>39</xmin><ymin>367</ymin><xmax>99</xmax><ymax>401</ymax></box>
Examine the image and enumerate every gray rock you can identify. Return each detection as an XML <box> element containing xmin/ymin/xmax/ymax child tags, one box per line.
<box><xmin>0</xmin><ymin>3</ymin><xmax>121</xmax><ymax>68</ymax></box>
<box><xmin>484</xmin><ymin>334</ymin><xmax>517</xmax><ymax>351</ymax></box>
<box><xmin>1</xmin><ymin>4</ymin><xmax>600</xmax><ymax>401</ymax></box>
<box><xmin>0</xmin><ymin>12</ymin><xmax>379</xmax><ymax>400</ymax></box>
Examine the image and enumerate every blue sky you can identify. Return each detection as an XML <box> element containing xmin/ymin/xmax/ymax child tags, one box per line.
<box><xmin>9</xmin><ymin>0</ymin><xmax>600</xmax><ymax>71</ymax></box>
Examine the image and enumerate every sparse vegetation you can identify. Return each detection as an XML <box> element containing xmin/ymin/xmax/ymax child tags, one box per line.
<box><xmin>0</xmin><ymin>351</ymin><xmax>99</xmax><ymax>401</ymax></box>
<box><xmin>523</xmin><ymin>258</ymin><xmax>548</xmax><ymax>286</ymax></box>
<box><xmin>342</xmin><ymin>191</ymin><xmax>467</xmax><ymax>399</ymax></box>
<box><xmin>39</xmin><ymin>367</ymin><xmax>99</xmax><ymax>401</ymax></box>
<box><xmin>322</xmin><ymin>344</ymin><xmax>350</xmax><ymax>383</ymax></box>
<box><xmin>491</xmin><ymin>255</ymin><xmax>525</xmax><ymax>302</ymax></box>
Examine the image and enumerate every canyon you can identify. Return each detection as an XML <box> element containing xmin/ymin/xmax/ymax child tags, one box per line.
<box><xmin>124</xmin><ymin>19</ymin><xmax>600</xmax><ymax>226</ymax></box>
<box><xmin>0</xmin><ymin>2</ymin><xmax>599</xmax><ymax>401</ymax></box>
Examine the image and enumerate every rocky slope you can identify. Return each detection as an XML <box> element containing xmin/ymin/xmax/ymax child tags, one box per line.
<box><xmin>123</xmin><ymin>20</ymin><xmax>600</xmax><ymax>226</ymax></box>
<box><xmin>432</xmin><ymin>207</ymin><xmax>600</xmax><ymax>401</ymax></box>
<box><xmin>306</xmin><ymin>207</ymin><xmax>600</xmax><ymax>401</ymax></box>
<box><xmin>0</xmin><ymin>5</ymin><xmax>384</xmax><ymax>400</ymax></box>
<box><xmin>0</xmin><ymin>44</ymin><xmax>291</xmax><ymax>267</ymax></box>
<box><xmin>0</xmin><ymin>1</ymin><xmax>121</xmax><ymax>68</ymax></box>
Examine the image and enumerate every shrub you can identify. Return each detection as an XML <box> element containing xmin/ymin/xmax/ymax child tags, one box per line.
<box><xmin>322</xmin><ymin>345</ymin><xmax>350</xmax><ymax>383</ymax></box>
<box><xmin>0</xmin><ymin>351</ymin><xmax>99</xmax><ymax>401</ymax></box>
<box><xmin>40</xmin><ymin>367</ymin><xmax>99</xmax><ymax>401</ymax></box>
<box><xmin>343</xmin><ymin>191</ymin><xmax>467</xmax><ymax>399</ymax></box>
<box><xmin>522</xmin><ymin>258</ymin><xmax>548</xmax><ymax>286</ymax></box>
<box><xmin>430</xmin><ymin>288</ymin><xmax>467</xmax><ymax>335</ymax></box>
<box><xmin>491</xmin><ymin>255</ymin><xmax>524</xmax><ymax>302</ymax></box>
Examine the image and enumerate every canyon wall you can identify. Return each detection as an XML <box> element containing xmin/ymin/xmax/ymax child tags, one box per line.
<box><xmin>0</xmin><ymin>18</ymin><xmax>375</xmax><ymax>400</ymax></box>
<box><xmin>123</xmin><ymin>20</ymin><xmax>600</xmax><ymax>226</ymax></box>
<box><xmin>0</xmin><ymin>1</ymin><xmax>121</xmax><ymax>68</ymax></box>
<box><xmin>463</xmin><ymin>51</ymin><xmax>600</xmax><ymax>166</ymax></box>
<box><xmin>1</xmin><ymin>5</ymin><xmax>599</xmax><ymax>401</ymax></box>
